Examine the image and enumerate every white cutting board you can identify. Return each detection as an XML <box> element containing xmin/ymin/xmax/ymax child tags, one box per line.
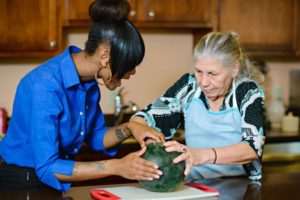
<box><xmin>95</xmin><ymin>184</ymin><xmax>219</xmax><ymax>200</ymax></box>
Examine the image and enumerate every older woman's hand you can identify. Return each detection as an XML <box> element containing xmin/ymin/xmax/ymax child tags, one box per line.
<box><xmin>164</xmin><ymin>141</ymin><xmax>209</xmax><ymax>176</ymax></box>
<box><xmin>163</xmin><ymin>140</ymin><xmax>195</xmax><ymax>176</ymax></box>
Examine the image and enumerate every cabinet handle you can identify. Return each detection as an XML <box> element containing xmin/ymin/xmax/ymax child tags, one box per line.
<box><xmin>130</xmin><ymin>10</ymin><xmax>136</xmax><ymax>17</ymax></box>
<box><xmin>49</xmin><ymin>40</ymin><xmax>56</xmax><ymax>48</ymax></box>
<box><xmin>148</xmin><ymin>10</ymin><xmax>155</xmax><ymax>18</ymax></box>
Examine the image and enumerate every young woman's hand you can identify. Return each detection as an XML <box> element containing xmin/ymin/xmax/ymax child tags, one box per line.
<box><xmin>128</xmin><ymin>120</ymin><xmax>165</xmax><ymax>148</ymax></box>
<box><xmin>114</xmin><ymin>147</ymin><xmax>163</xmax><ymax>180</ymax></box>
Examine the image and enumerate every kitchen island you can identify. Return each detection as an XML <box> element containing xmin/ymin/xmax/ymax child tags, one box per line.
<box><xmin>1</xmin><ymin>172</ymin><xmax>300</xmax><ymax>200</ymax></box>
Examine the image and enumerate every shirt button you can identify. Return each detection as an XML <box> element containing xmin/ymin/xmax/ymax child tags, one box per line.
<box><xmin>86</xmin><ymin>106</ymin><xmax>89</xmax><ymax>110</ymax></box>
<box><xmin>65</xmin><ymin>155</ymin><xmax>69</xmax><ymax>159</ymax></box>
<box><xmin>74</xmin><ymin>148</ymin><xmax>78</xmax><ymax>152</ymax></box>
<box><xmin>80</xmin><ymin>131</ymin><xmax>84</xmax><ymax>136</ymax></box>
<box><xmin>79</xmin><ymin>112</ymin><xmax>83</xmax><ymax>116</ymax></box>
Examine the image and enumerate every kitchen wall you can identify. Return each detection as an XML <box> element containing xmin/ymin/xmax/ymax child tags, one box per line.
<box><xmin>0</xmin><ymin>28</ymin><xmax>300</xmax><ymax>115</ymax></box>
<box><xmin>266</xmin><ymin>62</ymin><xmax>300</xmax><ymax>108</ymax></box>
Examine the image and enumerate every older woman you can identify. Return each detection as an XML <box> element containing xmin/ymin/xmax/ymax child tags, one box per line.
<box><xmin>131</xmin><ymin>31</ymin><xmax>265</xmax><ymax>181</ymax></box>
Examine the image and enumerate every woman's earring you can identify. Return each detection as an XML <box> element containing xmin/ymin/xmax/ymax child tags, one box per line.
<box><xmin>95</xmin><ymin>66</ymin><xmax>112</xmax><ymax>85</ymax></box>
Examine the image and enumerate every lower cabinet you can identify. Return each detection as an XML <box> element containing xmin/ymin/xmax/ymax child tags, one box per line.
<box><xmin>262</xmin><ymin>142</ymin><xmax>300</xmax><ymax>174</ymax></box>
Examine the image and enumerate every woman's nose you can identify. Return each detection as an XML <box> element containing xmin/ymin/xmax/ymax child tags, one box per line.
<box><xmin>200</xmin><ymin>75</ymin><xmax>210</xmax><ymax>87</ymax></box>
<box><xmin>123</xmin><ymin>69</ymin><xmax>136</xmax><ymax>79</ymax></box>
<box><xmin>130</xmin><ymin>69</ymin><xmax>136</xmax><ymax>75</ymax></box>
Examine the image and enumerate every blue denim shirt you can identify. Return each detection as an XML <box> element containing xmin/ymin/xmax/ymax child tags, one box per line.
<box><xmin>0</xmin><ymin>46</ymin><xmax>117</xmax><ymax>192</ymax></box>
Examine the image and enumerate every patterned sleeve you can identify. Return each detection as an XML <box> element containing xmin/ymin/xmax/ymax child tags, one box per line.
<box><xmin>236</xmin><ymin>80</ymin><xmax>265</xmax><ymax>180</ymax></box>
<box><xmin>132</xmin><ymin>73</ymin><xmax>193</xmax><ymax>139</ymax></box>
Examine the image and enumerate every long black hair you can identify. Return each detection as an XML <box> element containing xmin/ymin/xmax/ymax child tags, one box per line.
<box><xmin>85</xmin><ymin>0</ymin><xmax>145</xmax><ymax>79</ymax></box>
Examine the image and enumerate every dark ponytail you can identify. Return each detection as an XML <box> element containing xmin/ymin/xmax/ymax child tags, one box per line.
<box><xmin>85</xmin><ymin>0</ymin><xmax>145</xmax><ymax>79</ymax></box>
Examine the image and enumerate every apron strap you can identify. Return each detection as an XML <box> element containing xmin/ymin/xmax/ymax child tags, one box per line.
<box><xmin>232</xmin><ymin>80</ymin><xmax>238</xmax><ymax>109</ymax></box>
<box><xmin>194</xmin><ymin>87</ymin><xmax>201</xmax><ymax>99</ymax></box>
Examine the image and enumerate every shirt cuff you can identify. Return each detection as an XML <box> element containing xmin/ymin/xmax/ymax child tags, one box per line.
<box><xmin>99</xmin><ymin>127</ymin><xmax>118</xmax><ymax>157</ymax></box>
<box><xmin>39</xmin><ymin>159</ymin><xmax>75</xmax><ymax>192</ymax></box>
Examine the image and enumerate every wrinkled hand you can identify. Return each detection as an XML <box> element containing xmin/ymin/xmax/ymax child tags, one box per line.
<box><xmin>115</xmin><ymin>147</ymin><xmax>163</xmax><ymax>180</ymax></box>
<box><xmin>129</xmin><ymin>121</ymin><xmax>165</xmax><ymax>147</ymax></box>
<box><xmin>164</xmin><ymin>140</ymin><xmax>197</xmax><ymax>176</ymax></box>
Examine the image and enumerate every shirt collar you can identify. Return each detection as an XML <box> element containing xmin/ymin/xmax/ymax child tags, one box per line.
<box><xmin>60</xmin><ymin>46</ymin><xmax>82</xmax><ymax>89</ymax></box>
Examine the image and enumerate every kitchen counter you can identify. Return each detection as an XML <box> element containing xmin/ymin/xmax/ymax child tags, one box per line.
<box><xmin>71</xmin><ymin>129</ymin><xmax>300</xmax><ymax>186</ymax></box>
<box><xmin>265</xmin><ymin>130</ymin><xmax>300</xmax><ymax>143</ymax></box>
<box><xmin>1</xmin><ymin>172</ymin><xmax>300</xmax><ymax>200</ymax></box>
<box><xmin>122</xmin><ymin>128</ymin><xmax>300</xmax><ymax>145</ymax></box>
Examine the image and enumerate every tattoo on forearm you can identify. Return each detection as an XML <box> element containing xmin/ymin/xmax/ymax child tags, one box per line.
<box><xmin>115</xmin><ymin>127</ymin><xmax>132</xmax><ymax>141</ymax></box>
<box><xmin>72</xmin><ymin>162</ymin><xmax>105</xmax><ymax>176</ymax></box>
<box><xmin>96</xmin><ymin>161</ymin><xmax>105</xmax><ymax>171</ymax></box>
<box><xmin>72</xmin><ymin>162</ymin><xmax>105</xmax><ymax>177</ymax></box>
<box><xmin>73</xmin><ymin>168</ymin><xmax>78</xmax><ymax>176</ymax></box>
<box><xmin>116</xmin><ymin>128</ymin><xmax>126</xmax><ymax>141</ymax></box>
<box><xmin>124</xmin><ymin>127</ymin><xmax>132</xmax><ymax>137</ymax></box>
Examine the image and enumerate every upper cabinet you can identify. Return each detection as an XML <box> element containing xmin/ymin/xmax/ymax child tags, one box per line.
<box><xmin>63</xmin><ymin>0</ymin><xmax>215</xmax><ymax>29</ymax></box>
<box><xmin>128</xmin><ymin>0</ymin><xmax>214</xmax><ymax>28</ymax></box>
<box><xmin>0</xmin><ymin>0</ymin><xmax>61</xmax><ymax>57</ymax></box>
<box><xmin>1</xmin><ymin>0</ymin><xmax>299</xmax><ymax>58</ymax></box>
<box><xmin>62</xmin><ymin>0</ymin><xmax>93</xmax><ymax>26</ymax></box>
<box><xmin>217</xmin><ymin>0</ymin><xmax>300</xmax><ymax>58</ymax></box>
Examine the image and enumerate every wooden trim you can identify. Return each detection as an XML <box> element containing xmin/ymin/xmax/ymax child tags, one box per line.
<box><xmin>295</xmin><ymin>0</ymin><xmax>300</xmax><ymax>55</ymax></box>
<box><xmin>215</xmin><ymin>0</ymin><xmax>221</xmax><ymax>31</ymax></box>
<box><xmin>62</xmin><ymin>0</ymin><xmax>70</xmax><ymax>26</ymax></box>
<box><xmin>48</xmin><ymin>0</ymin><xmax>57</xmax><ymax>50</ymax></box>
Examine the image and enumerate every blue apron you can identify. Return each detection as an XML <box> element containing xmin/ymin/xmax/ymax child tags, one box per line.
<box><xmin>184</xmin><ymin>82</ymin><xmax>246</xmax><ymax>181</ymax></box>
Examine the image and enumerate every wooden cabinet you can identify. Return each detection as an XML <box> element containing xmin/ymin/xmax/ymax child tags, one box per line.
<box><xmin>62</xmin><ymin>0</ymin><xmax>93</xmax><ymax>26</ymax></box>
<box><xmin>62</xmin><ymin>0</ymin><xmax>215</xmax><ymax>29</ymax></box>
<box><xmin>1</xmin><ymin>0</ymin><xmax>300</xmax><ymax>58</ymax></box>
<box><xmin>62</xmin><ymin>0</ymin><xmax>214</xmax><ymax>50</ymax></box>
<box><xmin>297</xmin><ymin>1</ymin><xmax>300</xmax><ymax>56</ymax></box>
<box><xmin>216</xmin><ymin>0</ymin><xmax>300</xmax><ymax>58</ymax></box>
<box><xmin>0</xmin><ymin>0</ymin><xmax>62</xmax><ymax>57</ymax></box>
<box><xmin>128</xmin><ymin>0</ymin><xmax>214</xmax><ymax>28</ymax></box>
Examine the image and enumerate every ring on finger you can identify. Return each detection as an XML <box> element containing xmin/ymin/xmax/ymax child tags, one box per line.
<box><xmin>181</xmin><ymin>147</ymin><xmax>187</xmax><ymax>153</ymax></box>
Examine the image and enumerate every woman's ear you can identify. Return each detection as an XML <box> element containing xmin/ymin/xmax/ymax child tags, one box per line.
<box><xmin>95</xmin><ymin>44</ymin><xmax>112</xmax><ymax>85</ymax></box>
<box><xmin>97</xmin><ymin>47</ymin><xmax>110</xmax><ymax>67</ymax></box>
<box><xmin>232</xmin><ymin>61</ymin><xmax>240</xmax><ymax>78</ymax></box>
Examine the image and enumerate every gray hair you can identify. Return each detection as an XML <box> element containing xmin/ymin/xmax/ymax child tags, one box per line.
<box><xmin>193</xmin><ymin>32</ymin><xmax>264</xmax><ymax>84</ymax></box>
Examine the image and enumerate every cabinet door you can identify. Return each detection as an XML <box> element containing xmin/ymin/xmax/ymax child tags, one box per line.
<box><xmin>136</xmin><ymin>0</ymin><xmax>213</xmax><ymax>26</ymax></box>
<box><xmin>297</xmin><ymin>1</ymin><xmax>300</xmax><ymax>56</ymax></box>
<box><xmin>0</xmin><ymin>0</ymin><xmax>60</xmax><ymax>57</ymax></box>
<box><xmin>63</xmin><ymin>0</ymin><xmax>136</xmax><ymax>25</ymax></box>
<box><xmin>217</xmin><ymin>0</ymin><xmax>298</xmax><ymax>57</ymax></box>
<box><xmin>128</xmin><ymin>0</ymin><xmax>138</xmax><ymax>20</ymax></box>
<box><xmin>63</xmin><ymin>0</ymin><xmax>93</xmax><ymax>26</ymax></box>
<box><xmin>62</xmin><ymin>0</ymin><xmax>214</xmax><ymax>29</ymax></box>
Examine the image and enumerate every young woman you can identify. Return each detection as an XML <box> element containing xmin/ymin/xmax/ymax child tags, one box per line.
<box><xmin>0</xmin><ymin>0</ymin><xmax>164</xmax><ymax>192</ymax></box>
